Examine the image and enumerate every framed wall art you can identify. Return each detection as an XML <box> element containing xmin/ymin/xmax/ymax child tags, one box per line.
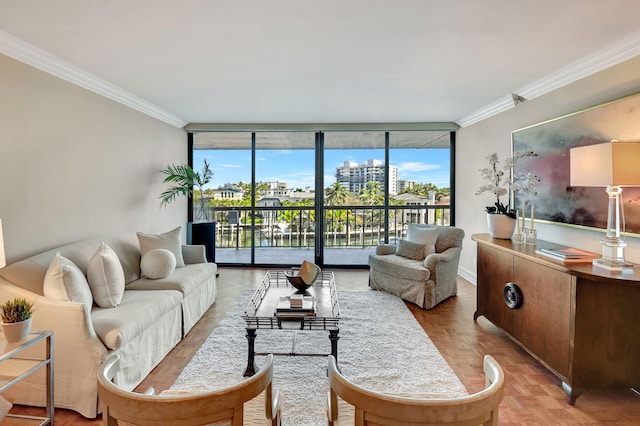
<box><xmin>512</xmin><ymin>92</ymin><xmax>640</xmax><ymax>236</ymax></box>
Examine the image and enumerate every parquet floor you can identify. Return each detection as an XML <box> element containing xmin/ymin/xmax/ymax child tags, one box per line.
<box><xmin>10</xmin><ymin>268</ymin><xmax>640</xmax><ymax>425</ymax></box>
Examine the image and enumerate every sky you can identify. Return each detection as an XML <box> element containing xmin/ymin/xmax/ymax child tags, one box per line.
<box><xmin>193</xmin><ymin>148</ymin><xmax>450</xmax><ymax>190</ymax></box>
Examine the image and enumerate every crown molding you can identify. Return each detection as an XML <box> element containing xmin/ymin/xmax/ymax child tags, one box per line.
<box><xmin>457</xmin><ymin>30</ymin><xmax>640</xmax><ymax>128</ymax></box>
<box><xmin>0</xmin><ymin>30</ymin><xmax>187</xmax><ymax>128</ymax></box>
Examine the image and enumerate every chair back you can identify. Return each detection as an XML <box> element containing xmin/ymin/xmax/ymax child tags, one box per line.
<box><xmin>327</xmin><ymin>354</ymin><xmax>503</xmax><ymax>426</ymax></box>
<box><xmin>98</xmin><ymin>353</ymin><xmax>281</xmax><ymax>426</ymax></box>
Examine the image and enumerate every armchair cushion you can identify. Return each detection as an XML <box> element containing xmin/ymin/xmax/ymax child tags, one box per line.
<box><xmin>406</xmin><ymin>224</ymin><xmax>438</xmax><ymax>257</ymax></box>
<box><xmin>396</xmin><ymin>240</ymin><xmax>427</xmax><ymax>261</ymax></box>
<box><xmin>368</xmin><ymin>254</ymin><xmax>431</xmax><ymax>282</ymax></box>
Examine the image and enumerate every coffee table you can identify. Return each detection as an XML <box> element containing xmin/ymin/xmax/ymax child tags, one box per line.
<box><xmin>242</xmin><ymin>270</ymin><xmax>340</xmax><ymax>376</ymax></box>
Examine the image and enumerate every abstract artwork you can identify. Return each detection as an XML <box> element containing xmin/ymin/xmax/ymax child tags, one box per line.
<box><xmin>512</xmin><ymin>92</ymin><xmax>640</xmax><ymax>235</ymax></box>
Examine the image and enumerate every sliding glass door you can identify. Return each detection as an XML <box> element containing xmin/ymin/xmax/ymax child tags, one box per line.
<box><xmin>193</xmin><ymin>132</ymin><xmax>253</xmax><ymax>264</ymax></box>
<box><xmin>323</xmin><ymin>132</ymin><xmax>385</xmax><ymax>266</ymax></box>
<box><xmin>254</xmin><ymin>132</ymin><xmax>316</xmax><ymax>265</ymax></box>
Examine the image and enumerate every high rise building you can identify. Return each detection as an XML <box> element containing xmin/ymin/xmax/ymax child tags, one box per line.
<box><xmin>336</xmin><ymin>159</ymin><xmax>398</xmax><ymax>195</ymax></box>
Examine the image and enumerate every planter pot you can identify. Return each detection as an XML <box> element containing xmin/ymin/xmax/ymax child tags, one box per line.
<box><xmin>487</xmin><ymin>213</ymin><xmax>516</xmax><ymax>239</ymax></box>
<box><xmin>2</xmin><ymin>317</ymin><xmax>32</xmax><ymax>342</ymax></box>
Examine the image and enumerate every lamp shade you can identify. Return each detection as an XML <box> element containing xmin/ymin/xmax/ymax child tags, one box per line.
<box><xmin>0</xmin><ymin>219</ymin><xmax>5</xmax><ymax>269</ymax></box>
<box><xmin>570</xmin><ymin>141</ymin><xmax>640</xmax><ymax>187</ymax></box>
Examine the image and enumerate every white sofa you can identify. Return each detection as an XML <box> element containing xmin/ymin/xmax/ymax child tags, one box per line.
<box><xmin>0</xmin><ymin>231</ymin><xmax>217</xmax><ymax>418</ymax></box>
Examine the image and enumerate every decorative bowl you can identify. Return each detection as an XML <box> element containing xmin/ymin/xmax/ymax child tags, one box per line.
<box><xmin>285</xmin><ymin>261</ymin><xmax>321</xmax><ymax>293</ymax></box>
<box><xmin>284</xmin><ymin>273</ymin><xmax>312</xmax><ymax>292</ymax></box>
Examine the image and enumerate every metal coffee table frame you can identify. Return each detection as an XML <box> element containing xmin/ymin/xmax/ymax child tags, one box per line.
<box><xmin>242</xmin><ymin>270</ymin><xmax>340</xmax><ymax>376</ymax></box>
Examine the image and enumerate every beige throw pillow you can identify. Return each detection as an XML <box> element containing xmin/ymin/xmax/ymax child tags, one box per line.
<box><xmin>396</xmin><ymin>239</ymin><xmax>427</xmax><ymax>260</ymax></box>
<box><xmin>140</xmin><ymin>249</ymin><xmax>176</xmax><ymax>279</ymax></box>
<box><xmin>137</xmin><ymin>227</ymin><xmax>185</xmax><ymax>267</ymax></box>
<box><xmin>87</xmin><ymin>242</ymin><xmax>125</xmax><ymax>308</ymax></box>
<box><xmin>43</xmin><ymin>252</ymin><xmax>93</xmax><ymax>312</ymax></box>
<box><xmin>407</xmin><ymin>224</ymin><xmax>439</xmax><ymax>257</ymax></box>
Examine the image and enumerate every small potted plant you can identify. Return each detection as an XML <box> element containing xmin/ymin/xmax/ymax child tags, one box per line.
<box><xmin>1</xmin><ymin>298</ymin><xmax>34</xmax><ymax>342</ymax></box>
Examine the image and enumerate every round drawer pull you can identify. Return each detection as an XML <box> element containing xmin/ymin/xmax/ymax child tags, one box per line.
<box><xmin>504</xmin><ymin>283</ymin><xmax>523</xmax><ymax>309</ymax></box>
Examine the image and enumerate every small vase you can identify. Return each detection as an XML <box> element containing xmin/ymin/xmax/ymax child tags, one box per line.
<box><xmin>2</xmin><ymin>317</ymin><xmax>32</xmax><ymax>342</ymax></box>
<box><xmin>486</xmin><ymin>213</ymin><xmax>516</xmax><ymax>239</ymax></box>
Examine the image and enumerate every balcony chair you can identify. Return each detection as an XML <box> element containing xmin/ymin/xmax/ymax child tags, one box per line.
<box><xmin>368</xmin><ymin>224</ymin><xmax>465</xmax><ymax>309</ymax></box>
<box><xmin>326</xmin><ymin>354</ymin><xmax>504</xmax><ymax>426</ymax></box>
<box><xmin>98</xmin><ymin>353</ymin><xmax>281</xmax><ymax>426</ymax></box>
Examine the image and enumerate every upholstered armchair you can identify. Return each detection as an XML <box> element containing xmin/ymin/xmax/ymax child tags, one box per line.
<box><xmin>368</xmin><ymin>225</ymin><xmax>465</xmax><ymax>309</ymax></box>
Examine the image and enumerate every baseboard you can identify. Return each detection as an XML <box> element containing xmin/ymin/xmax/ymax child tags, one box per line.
<box><xmin>457</xmin><ymin>266</ymin><xmax>477</xmax><ymax>286</ymax></box>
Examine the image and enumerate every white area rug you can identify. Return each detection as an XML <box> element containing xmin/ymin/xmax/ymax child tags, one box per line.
<box><xmin>172</xmin><ymin>290</ymin><xmax>467</xmax><ymax>425</ymax></box>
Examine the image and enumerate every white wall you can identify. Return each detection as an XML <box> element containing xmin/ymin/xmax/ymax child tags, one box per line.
<box><xmin>0</xmin><ymin>54</ymin><xmax>187</xmax><ymax>263</ymax></box>
<box><xmin>457</xmin><ymin>56</ymin><xmax>640</xmax><ymax>282</ymax></box>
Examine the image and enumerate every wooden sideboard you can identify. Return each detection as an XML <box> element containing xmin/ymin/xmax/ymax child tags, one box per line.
<box><xmin>472</xmin><ymin>233</ymin><xmax>640</xmax><ymax>405</ymax></box>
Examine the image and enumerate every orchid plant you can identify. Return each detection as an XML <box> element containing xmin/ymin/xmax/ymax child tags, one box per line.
<box><xmin>476</xmin><ymin>151</ymin><xmax>541</xmax><ymax>219</ymax></box>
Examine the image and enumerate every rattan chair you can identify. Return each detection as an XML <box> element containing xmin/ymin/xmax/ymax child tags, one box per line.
<box><xmin>326</xmin><ymin>354</ymin><xmax>504</xmax><ymax>426</ymax></box>
<box><xmin>98</xmin><ymin>353</ymin><xmax>281</xmax><ymax>426</ymax></box>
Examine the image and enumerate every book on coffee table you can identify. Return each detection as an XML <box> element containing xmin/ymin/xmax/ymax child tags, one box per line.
<box><xmin>275</xmin><ymin>296</ymin><xmax>315</xmax><ymax>316</ymax></box>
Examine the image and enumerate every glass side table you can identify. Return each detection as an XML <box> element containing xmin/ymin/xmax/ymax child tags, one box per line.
<box><xmin>0</xmin><ymin>331</ymin><xmax>54</xmax><ymax>425</ymax></box>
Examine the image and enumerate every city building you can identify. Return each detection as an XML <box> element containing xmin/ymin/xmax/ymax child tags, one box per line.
<box><xmin>335</xmin><ymin>159</ymin><xmax>399</xmax><ymax>195</ymax></box>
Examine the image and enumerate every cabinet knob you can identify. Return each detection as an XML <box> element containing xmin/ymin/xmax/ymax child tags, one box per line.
<box><xmin>504</xmin><ymin>283</ymin><xmax>523</xmax><ymax>309</ymax></box>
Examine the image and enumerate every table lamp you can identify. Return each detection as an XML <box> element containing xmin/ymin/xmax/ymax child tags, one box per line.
<box><xmin>570</xmin><ymin>140</ymin><xmax>640</xmax><ymax>271</ymax></box>
<box><xmin>0</xmin><ymin>219</ymin><xmax>5</xmax><ymax>269</ymax></box>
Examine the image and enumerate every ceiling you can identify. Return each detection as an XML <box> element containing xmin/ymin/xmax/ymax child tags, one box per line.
<box><xmin>2</xmin><ymin>1</ymin><xmax>640</xmax><ymax>128</ymax></box>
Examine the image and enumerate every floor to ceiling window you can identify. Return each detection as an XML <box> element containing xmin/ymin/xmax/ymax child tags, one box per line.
<box><xmin>189</xmin><ymin>126</ymin><xmax>454</xmax><ymax>268</ymax></box>
<box><xmin>254</xmin><ymin>132</ymin><xmax>316</xmax><ymax>265</ymax></box>
<box><xmin>323</xmin><ymin>131</ymin><xmax>386</xmax><ymax>266</ymax></box>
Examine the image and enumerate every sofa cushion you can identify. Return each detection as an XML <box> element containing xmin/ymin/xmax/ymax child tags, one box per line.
<box><xmin>141</xmin><ymin>249</ymin><xmax>176</xmax><ymax>279</ymax></box>
<box><xmin>396</xmin><ymin>240</ymin><xmax>426</xmax><ymax>261</ymax></box>
<box><xmin>406</xmin><ymin>224</ymin><xmax>438</xmax><ymax>257</ymax></box>
<box><xmin>125</xmin><ymin>262</ymin><xmax>217</xmax><ymax>295</ymax></box>
<box><xmin>87</xmin><ymin>243</ymin><xmax>125</xmax><ymax>308</ymax></box>
<box><xmin>43</xmin><ymin>252</ymin><xmax>93</xmax><ymax>312</ymax></box>
<box><xmin>368</xmin><ymin>254</ymin><xmax>431</xmax><ymax>282</ymax></box>
<box><xmin>91</xmin><ymin>289</ymin><xmax>182</xmax><ymax>350</ymax></box>
<box><xmin>137</xmin><ymin>227</ymin><xmax>185</xmax><ymax>268</ymax></box>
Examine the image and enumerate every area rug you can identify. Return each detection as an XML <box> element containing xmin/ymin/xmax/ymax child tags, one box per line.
<box><xmin>171</xmin><ymin>290</ymin><xmax>468</xmax><ymax>425</ymax></box>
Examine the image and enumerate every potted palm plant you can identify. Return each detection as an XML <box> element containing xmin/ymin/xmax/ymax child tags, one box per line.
<box><xmin>1</xmin><ymin>298</ymin><xmax>34</xmax><ymax>342</ymax></box>
<box><xmin>160</xmin><ymin>159</ymin><xmax>216</xmax><ymax>262</ymax></box>
<box><xmin>160</xmin><ymin>159</ymin><xmax>214</xmax><ymax>222</ymax></box>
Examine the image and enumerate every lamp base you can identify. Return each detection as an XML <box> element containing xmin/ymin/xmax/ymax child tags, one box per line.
<box><xmin>592</xmin><ymin>257</ymin><xmax>635</xmax><ymax>272</ymax></box>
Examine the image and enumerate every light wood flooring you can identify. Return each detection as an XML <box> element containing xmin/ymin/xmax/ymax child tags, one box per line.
<box><xmin>11</xmin><ymin>268</ymin><xmax>640</xmax><ymax>425</ymax></box>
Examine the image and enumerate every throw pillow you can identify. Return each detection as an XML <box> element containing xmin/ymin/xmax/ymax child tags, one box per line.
<box><xmin>87</xmin><ymin>242</ymin><xmax>125</xmax><ymax>308</ymax></box>
<box><xmin>406</xmin><ymin>224</ymin><xmax>439</xmax><ymax>257</ymax></box>
<box><xmin>141</xmin><ymin>249</ymin><xmax>177</xmax><ymax>279</ymax></box>
<box><xmin>43</xmin><ymin>252</ymin><xmax>93</xmax><ymax>312</ymax></box>
<box><xmin>396</xmin><ymin>239</ymin><xmax>427</xmax><ymax>261</ymax></box>
<box><xmin>137</xmin><ymin>227</ymin><xmax>185</xmax><ymax>267</ymax></box>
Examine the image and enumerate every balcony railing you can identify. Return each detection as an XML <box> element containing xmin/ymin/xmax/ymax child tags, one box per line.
<box><xmin>206</xmin><ymin>204</ymin><xmax>450</xmax><ymax>252</ymax></box>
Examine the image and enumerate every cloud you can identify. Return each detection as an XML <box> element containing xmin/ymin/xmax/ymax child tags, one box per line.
<box><xmin>218</xmin><ymin>163</ymin><xmax>244</xmax><ymax>168</ymax></box>
<box><xmin>397</xmin><ymin>162</ymin><xmax>440</xmax><ymax>172</ymax></box>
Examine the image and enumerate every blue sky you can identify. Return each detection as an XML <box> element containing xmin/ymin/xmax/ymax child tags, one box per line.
<box><xmin>194</xmin><ymin>148</ymin><xmax>450</xmax><ymax>190</ymax></box>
